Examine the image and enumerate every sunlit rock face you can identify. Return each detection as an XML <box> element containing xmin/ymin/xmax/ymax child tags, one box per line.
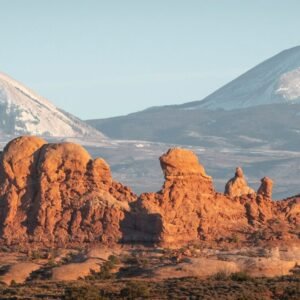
<box><xmin>0</xmin><ymin>138</ymin><xmax>298</xmax><ymax>249</ymax></box>
<box><xmin>224</xmin><ymin>167</ymin><xmax>256</xmax><ymax>197</ymax></box>
<box><xmin>0</xmin><ymin>136</ymin><xmax>136</xmax><ymax>247</ymax></box>
<box><xmin>126</xmin><ymin>148</ymin><xmax>299</xmax><ymax>247</ymax></box>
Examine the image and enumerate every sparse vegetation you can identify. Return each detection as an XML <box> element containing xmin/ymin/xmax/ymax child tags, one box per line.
<box><xmin>230</xmin><ymin>234</ymin><xmax>239</xmax><ymax>243</ymax></box>
<box><xmin>30</xmin><ymin>250</ymin><xmax>42</xmax><ymax>260</ymax></box>
<box><xmin>85</xmin><ymin>255</ymin><xmax>120</xmax><ymax>280</ymax></box>
<box><xmin>0</xmin><ymin>275</ymin><xmax>298</xmax><ymax>299</ymax></box>
<box><xmin>211</xmin><ymin>270</ymin><xmax>231</xmax><ymax>280</ymax></box>
<box><xmin>120</xmin><ymin>281</ymin><xmax>151</xmax><ymax>298</ymax></box>
<box><xmin>230</xmin><ymin>271</ymin><xmax>252</xmax><ymax>282</ymax></box>
<box><xmin>63</xmin><ymin>285</ymin><xmax>106</xmax><ymax>300</ymax></box>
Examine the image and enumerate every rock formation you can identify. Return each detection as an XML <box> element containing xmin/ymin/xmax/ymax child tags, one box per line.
<box><xmin>0</xmin><ymin>136</ymin><xmax>136</xmax><ymax>247</ymax></box>
<box><xmin>0</xmin><ymin>138</ymin><xmax>299</xmax><ymax>249</ymax></box>
<box><xmin>257</xmin><ymin>177</ymin><xmax>273</xmax><ymax>200</ymax></box>
<box><xmin>224</xmin><ymin>167</ymin><xmax>255</xmax><ymax>197</ymax></box>
<box><xmin>125</xmin><ymin>148</ymin><xmax>299</xmax><ymax>246</ymax></box>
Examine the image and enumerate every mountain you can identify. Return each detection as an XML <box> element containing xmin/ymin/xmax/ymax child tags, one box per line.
<box><xmin>0</xmin><ymin>72</ymin><xmax>104</xmax><ymax>137</ymax></box>
<box><xmin>87</xmin><ymin>46</ymin><xmax>300</xmax><ymax>149</ymax></box>
<box><xmin>180</xmin><ymin>45</ymin><xmax>300</xmax><ymax>110</ymax></box>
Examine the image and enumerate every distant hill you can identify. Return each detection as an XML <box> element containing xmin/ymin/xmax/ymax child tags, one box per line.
<box><xmin>87</xmin><ymin>103</ymin><xmax>300</xmax><ymax>150</ymax></box>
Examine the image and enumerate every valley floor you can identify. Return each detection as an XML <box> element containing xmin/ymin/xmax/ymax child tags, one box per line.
<box><xmin>0</xmin><ymin>244</ymin><xmax>299</xmax><ymax>299</ymax></box>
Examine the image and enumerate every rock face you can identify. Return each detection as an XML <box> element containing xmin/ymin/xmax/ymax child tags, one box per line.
<box><xmin>126</xmin><ymin>149</ymin><xmax>248</xmax><ymax>245</ymax></box>
<box><xmin>160</xmin><ymin>148</ymin><xmax>211</xmax><ymax>180</ymax></box>
<box><xmin>125</xmin><ymin>148</ymin><xmax>299</xmax><ymax>246</ymax></box>
<box><xmin>0</xmin><ymin>138</ymin><xmax>299</xmax><ymax>248</ymax></box>
<box><xmin>224</xmin><ymin>167</ymin><xmax>255</xmax><ymax>197</ymax></box>
<box><xmin>0</xmin><ymin>136</ymin><xmax>136</xmax><ymax>247</ymax></box>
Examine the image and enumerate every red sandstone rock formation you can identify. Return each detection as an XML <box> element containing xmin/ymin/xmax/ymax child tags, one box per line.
<box><xmin>0</xmin><ymin>138</ymin><xmax>299</xmax><ymax>249</ymax></box>
<box><xmin>257</xmin><ymin>177</ymin><xmax>273</xmax><ymax>200</ymax></box>
<box><xmin>0</xmin><ymin>136</ymin><xmax>136</xmax><ymax>247</ymax></box>
<box><xmin>225</xmin><ymin>167</ymin><xmax>255</xmax><ymax>197</ymax></box>
<box><xmin>127</xmin><ymin>148</ymin><xmax>299</xmax><ymax>246</ymax></box>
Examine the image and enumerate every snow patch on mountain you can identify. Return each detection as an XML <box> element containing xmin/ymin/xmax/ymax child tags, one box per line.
<box><xmin>0</xmin><ymin>72</ymin><xmax>104</xmax><ymax>137</ymax></box>
<box><xmin>276</xmin><ymin>67</ymin><xmax>300</xmax><ymax>101</ymax></box>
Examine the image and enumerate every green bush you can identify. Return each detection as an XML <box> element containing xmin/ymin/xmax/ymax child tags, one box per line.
<box><xmin>230</xmin><ymin>272</ymin><xmax>252</xmax><ymax>282</ymax></box>
<box><xmin>85</xmin><ymin>255</ymin><xmax>120</xmax><ymax>280</ymax></box>
<box><xmin>31</xmin><ymin>250</ymin><xmax>42</xmax><ymax>260</ymax></box>
<box><xmin>230</xmin><ymin>234</ymin><xmax>239</xmax><ymax>243</ymax></box>
<box><xmin>211</xmin><ymin>270</ymin><xmax>230</xmax><ymax>280</ymax></box>
<box><xmin>108</xmin><ymin>255</ymin><xmax>120</xmax><ymax>266</ymax></box>
<box><xmin>63</xmin><ymin>286</ymin><xmax>106</xmax><ymax>300</ymax></box>
<box><xmin>120</xmin><ymin>281</ymin><xmax>151</xmax><ymax>298</ymax></box>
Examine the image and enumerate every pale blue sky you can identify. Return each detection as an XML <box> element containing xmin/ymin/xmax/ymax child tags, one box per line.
<box><xmin>0</xmin><ymin>0</ymin><xmax>300</xmax><ymax>119</ymax></box>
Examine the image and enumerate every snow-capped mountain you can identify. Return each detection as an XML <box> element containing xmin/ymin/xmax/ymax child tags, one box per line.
<box><xmin>87</xmin><ymin>45</ymin><xmax>300</xmax><ymax>150</ymax></box>
<box><xmin>0</xmin><ymin>72</ymin><xmax>104</xmax><ymax>137</ymax></box>
<box><xmin>181</xmin><ymin>45</ymin><xmax>300</xmax><ymax>110</ymax></box>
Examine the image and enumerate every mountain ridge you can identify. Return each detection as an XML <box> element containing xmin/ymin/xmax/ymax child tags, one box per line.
<box><xmin>180</xmin><ymin>45</ymin><xmax>300</xmax><ymax>110</ymax></box>
<box><xmin>87</xmin><ymin>46</ymin><xmax>300</xmax><ymax>148</ymax></box>
<box><xmin>0</xmin><ymin>72</ymin><xmax>105</xmax><ymax>138</ymax></box>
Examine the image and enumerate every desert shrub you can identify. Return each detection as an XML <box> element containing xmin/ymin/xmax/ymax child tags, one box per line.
<box><xmin>280</xmin><ymin>284</ymin><xmax>300</xmax><ymax>300</ymax></box>
<box><xmin>123</xmin><ymin>255</ymin><xmax>140</xmax><ymax>265</ymax></box>
<box><xmin>211</xmin><ymin>270</ymin><xmax>230</xmax><ymax>280</ymax></box>
<box><xmin>230</xmin><ymin>272</ymin><xmax>252</xmax><ymax>282</ymax></box>
<box><xmin>63</xmin><ymin>285</ymin><xmax>106</xmax><ymax>300</ymax></box>
<box><xmin>86</xmin><ymin>265</ymin><xmax>113</xmax><ymax>280</ymax></box>
<box><xmin>61</xmin><ymin>252</ymin><xmax>81</xmax><ymax>264</ymax></box>
<box><xmin>86</xmin><ymin>255</ymin><xmax>120</xmax><ymax>280</ymax></box>
<box><xmin>46</xmin><ymin>258</ymin><xmax>57</xmax><ymax>268</ymax></box>
<box><xmin>10</xmin><ymin>280</ymin><xmax>18</xmax><ymax>287</ymax></box>
<box><xmin>230</xmin><ymin>234</ymin><xmax>239</xmax><ymax>243</ymax></box>
<box><xmin>120</xmin><ymin>281</ymin><xmax>151</xmax><ymax>298</ymax></box>
<box><xmin>0</xmin><ymin>265</ymin><xmax>10</xmax><ymax>276</ymax></box>
<box><xmin>108</xmin><ymin>255</ymin><xmax>120</xmax><ymax>266</ymax></box>
<box><xmin>251</xmin><ymin>230</ymin><xmax>266</xmax><ymax>241</ymax></box>
<box><xmin>31</xmin><ymin>250</ymin><xmax>42</xmax><ymax>260</ymax></box>
<box><xmin>139</xmin><ymin>258</ymin><xmax>150</xmax><ymax>268</ymax></box>
<box><xmin>0</xmin><ymin>246</ymin><xmax>10</xmax><ymax>252</ymax></box>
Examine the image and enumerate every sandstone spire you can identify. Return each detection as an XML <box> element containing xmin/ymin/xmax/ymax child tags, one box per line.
<box><xmin>224</xmin><ymin>167</ymin><xmax>255</xmax><ymax>197</ymax></box>
<box><xmin>257</xmin><ymin>177</ymin><xmax>273</xmax><ymax>200</ymax></box>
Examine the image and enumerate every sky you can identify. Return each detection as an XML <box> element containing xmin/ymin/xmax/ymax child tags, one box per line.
<box><xmin>0</xmin><ymin>1</ymin><xmax>300</xmax><ymax>119</ymax></box>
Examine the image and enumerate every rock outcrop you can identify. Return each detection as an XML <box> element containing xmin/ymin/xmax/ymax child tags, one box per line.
<box><xmin>224</xmin><ymin>167</ymin><xmax>255</xmax><ymax>197</ymax></box>
<box><xmin>125</xmin><ymin>148</ymin><xmax>299</xmax><ymax>247</ymax></box>
<box><xmin>0</xmin><ymin>136</ymin><xmax>136</xmax><ymax>247</ymax></box>
<box><xmin>257</xmin><ymin>177</ymin><xmax>273</xmax><ymax>200</ymax></box>
<box><xmin>0</xmin><ymin>138</ymin><xmax>299</xmax><ymax>249</ymax></box>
